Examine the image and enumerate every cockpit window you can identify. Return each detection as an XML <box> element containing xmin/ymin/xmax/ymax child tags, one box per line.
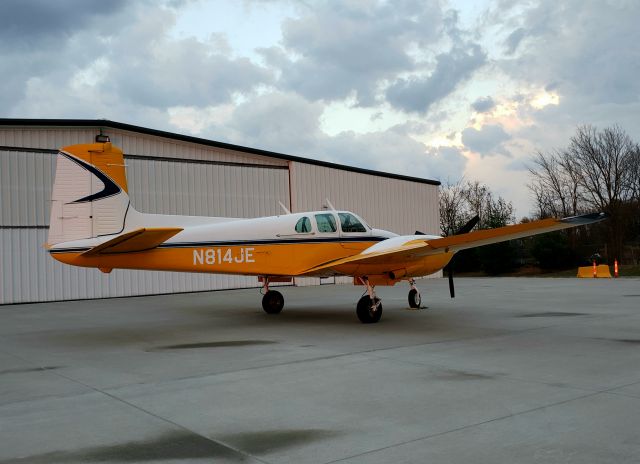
<box><xmin>294</xmin><ymin>217</ymin><xmax>312</xmax><ymax>233</ymax></box>
<box><xmin>314</xmin><ymin>213</ymin><xmax>337</xmax><ymax>233</ymax></box>
<box><xmin>338</xmin><ymin>212</ymin><xmax>367</xmax><ymax>233</ymax></box>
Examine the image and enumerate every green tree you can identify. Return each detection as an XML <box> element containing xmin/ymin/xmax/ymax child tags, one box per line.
<box><xmin>439</xmin><ymin>179</ymin><xmax>517</xmax><ymax>274</ymax></box>
<box><xmin>530</xmin><ymin>232</ymin><xmax>578</xmax><ymax>270</ymax></box>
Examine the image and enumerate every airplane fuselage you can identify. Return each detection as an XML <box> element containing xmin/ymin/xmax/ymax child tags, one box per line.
<box><xmin>49</xmin><ymin>210</ymin><xmax>451</xmax><ymax>279</ymax></box>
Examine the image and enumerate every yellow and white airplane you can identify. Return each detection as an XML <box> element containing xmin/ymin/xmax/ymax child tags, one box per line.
<box><xmin>47</xmin><ymin>141</ymin><xmax>606</xmax><ymax>323</ymax></box>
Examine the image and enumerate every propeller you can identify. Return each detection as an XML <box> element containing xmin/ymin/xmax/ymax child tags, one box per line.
<box><xmin>444</xmin><ymin>215</ymin><xmax>479</xmax><ymax>298</ymax></box>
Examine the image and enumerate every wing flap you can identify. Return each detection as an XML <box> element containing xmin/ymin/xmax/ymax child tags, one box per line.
<box><xmin>301</xmin><ymin>242</ymin><xmax>428</xmax><ymax>274</ymax></box>
<box><xmin>81</xmin><ymin>227</ymin><xmax>183</xmax><ymax>256</ymax></box>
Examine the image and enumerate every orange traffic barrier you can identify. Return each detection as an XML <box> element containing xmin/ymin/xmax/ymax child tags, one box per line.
<box><xmin>614</xmin><ymin>259</ymin><xmax>619</xmax><ymax>278</ymax></box>
<box><xmin>593</xmin><ymin>260</ymin><xmax>597</xmax><ymax>278</ymax></box>
<box><xmin>577</xmin><ymin>265</ymin><xmax>612</xmax><ymax>278</ymax></box>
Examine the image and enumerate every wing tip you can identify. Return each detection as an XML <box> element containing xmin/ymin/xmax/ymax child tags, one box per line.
<box><xmin>560</xmin><ymin>212</ymin><xmax>609</xmax><ymax>225</ymax></box>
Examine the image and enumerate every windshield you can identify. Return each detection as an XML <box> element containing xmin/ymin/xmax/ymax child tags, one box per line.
<box><xmin>338</xmin><ymin>213</ymin><xmax>367</xmax><ymax>233</ymax></box>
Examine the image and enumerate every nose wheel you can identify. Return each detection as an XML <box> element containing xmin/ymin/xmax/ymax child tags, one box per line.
<box><xmin>408</xmin><ymin>279</ymin><xmax>421</xmax><ymax>309</ymax></box>
<box><xmin>260</xmin><ymin>277</ymin><xmax>284</xmax><ymax>314</ymax></box>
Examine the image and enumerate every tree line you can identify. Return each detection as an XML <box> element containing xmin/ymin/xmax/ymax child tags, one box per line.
<box><xmin>529</xmin><ymin>125</ymin><xmax>640</xmax><ymax>265</ymax></box>
<box><xmin>439</xmin><ymin>125</ymin><xmax>640</xmax><ymax>273</ymax></box>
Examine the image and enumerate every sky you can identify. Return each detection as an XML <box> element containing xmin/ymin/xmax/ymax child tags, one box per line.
<box><xmin>2</xmin><ymin>0</ymin><xmax>640</xmax><ymax>218</ymax></box>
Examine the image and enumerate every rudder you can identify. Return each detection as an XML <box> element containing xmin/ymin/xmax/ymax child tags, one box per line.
<box><xmin>48</xmin><ymin>142</ymin><xmax>130</xmax><ymax>245</ymax></box>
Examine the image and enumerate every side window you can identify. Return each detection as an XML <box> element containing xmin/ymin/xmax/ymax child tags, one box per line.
<box><xmin>294</xmin><ymin>217</ymin><xmax>312</xmax><ymax>233</ymax></box>
<box><xmin>314</xmin><ymin>213</ymin><xmax>337</xmax><ymax>233</ymax></box>
<box><xmin>339</xmin><ymin>213</ymin><xmax>367</xmax><ymax>232</ymax></box>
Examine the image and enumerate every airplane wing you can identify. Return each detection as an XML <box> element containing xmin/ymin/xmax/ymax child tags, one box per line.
<box><xmin>301</xmin><ymin>212</ymin><xmax>607</xmax><ymax>274</ymax></box>
<box><xmin>81</xmin><ymin>227</ymin><xmax>183</xmax><ymax>256</ymax></box>
<box><xmin>422</xmin><ymin>212</ymin><xmax>607</xmax><ymax>253</ymax></box>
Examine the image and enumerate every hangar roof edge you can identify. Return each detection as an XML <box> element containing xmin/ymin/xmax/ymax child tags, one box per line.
<box><xmin>0</xmin><ymin>118</ymin><xmax>440</xmax><ymax>186</ymax></box>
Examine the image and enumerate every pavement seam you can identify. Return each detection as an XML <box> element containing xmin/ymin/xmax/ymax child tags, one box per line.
<box><xmin>0</xmin><ymin>348</ymin><xmax>271</xmax><ymax>464</ymax></box>
<box><xmin>322</xmin><ymin>390</ymin><xmax>603</xmax><ymax>464</ymax></box>
<box><xmin>55</xmin><ymin>371</ymin><xmax>273</xmax><ymax>464</ymax></box>
<box><xmin>366</xmin><ymin>353</ymin><xmax>602</xmax><ymax>393</ymax></box>
<box><xmin>322</xmin><ymin>377</ymin><xmax>640</xmax><ymax>464</ymax></box>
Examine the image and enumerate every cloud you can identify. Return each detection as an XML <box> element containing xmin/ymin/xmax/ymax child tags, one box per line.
<box><xmin>2</xmin><ymin>2</ymin><xmax>273</xmax><ymax>117</ymax></box>
<box><xmin>4</xmin><ymin>0</ymin><xmax>640</xmax><ymax>220</ymax></box>
<box><xmin>108</xmin><ymin>36</ymin><xmax>273</xmax><ymax>108</ymax></box>
<box><xmin>386</xmin><ymin>44</ymin><xmax>486</xmax><ymax>113</ymax></box>
<box><xmin>319</xmin><ymin>130</ymin><xmax>467</xmax><ymax>182</ymax></box>
<box><xmin>498</xmin><ymin>0</ymin><xmax>640</xmax><ymax>108</ymax></box>
<box><xmin>213</xmin><ymin>92</ymin><xmax>324</xmax><ymax>156</ymax></box>
<box><xmin>0</xmin><ymin>0</ymin><xmax>128</xmax><ymax>48</ymax></box>
<box><xmin>503</xmin><ymin>27</ymin><xmax>526</xmax><ymax>55</ymax></box>
<box><xmin>201</xmin><ymin>91</ymin><xmax>467</xmax><ymax>183</ymax></box>
<box><xmin>261</xmin><ymin>0</ymin><xmax>449</xmax><ymax>106</ymax></box>
<box><xmin>461</xmin><ymin>124</ymin><xmax>511</xmax><ymax>156</ymax></box>
<box><xmin>471</xmin><ymin>96</ymin><xmax>496</xmax><ymax>113</ymax></box>
<box><xmin>0</xmin><ymin>0</ymin><xmax>132</xmax><ymax>110</ymax></box>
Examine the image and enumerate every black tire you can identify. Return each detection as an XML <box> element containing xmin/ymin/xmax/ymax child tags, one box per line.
<box><xmin>262</xmin><ymin>290</ymin><xmax>284</xmax><ymax>314</ymax></box>
<box><xmin>408</xmin><ymin>289</ymin><xmax>421</xmax><ymax>308</ymax></box>
<box><xmin>356</xmin><ymin>295</ymin><xmax>383</xmax><ymax>323</ymax></box>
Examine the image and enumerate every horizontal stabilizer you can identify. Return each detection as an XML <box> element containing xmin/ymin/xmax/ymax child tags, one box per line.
<box><xmin>81</xmin><ymin>227</ymin><xmax>183</xmax><ymax>256</ymax></box>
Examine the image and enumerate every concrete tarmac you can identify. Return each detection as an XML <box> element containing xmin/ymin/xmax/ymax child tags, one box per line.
<box><xmin>1</xmin><ymin>277</ymin><xmax>639</xmax><ymax>463</ymax></box>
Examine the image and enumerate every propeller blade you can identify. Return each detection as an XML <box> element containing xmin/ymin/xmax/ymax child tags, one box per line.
<box><xmin>456</xmin><ymin>215</ymin><xmax>480</xmax><ymax>235</ymax></box>
<box><xmin>447</xmin><ymin>265</ymin><xmax>455</xmax><ymax>298</ymax></box>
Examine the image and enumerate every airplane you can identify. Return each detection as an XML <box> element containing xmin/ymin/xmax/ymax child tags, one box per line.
<box><xmin>46</xmin><ymin>140</ymin><xmax>607</xmax><ymax>323</ymax></box>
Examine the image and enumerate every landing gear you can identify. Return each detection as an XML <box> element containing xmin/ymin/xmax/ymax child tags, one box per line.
<box><xmin>260</xmin><ymin>277</ymin><xmax>284</xmax><ymax>314</ymax></box>
<box><xmin>408</xmin><ymin>279</ymin><xmax>421</xmax><ymax>309</ymax></box>
<box><xmin>262</xmin><ymin>290</ymin><xmax>284</xmax><ymax>314</ymax></box>
<box><xmin>357</xmin><ymin>295</ymin><xmax>382</xmax><ymax>323</ymax></box>
<box><xmin>356</xmin><ymin>277</ymin><xmax>383</xmax><ymax>323</ymax></box>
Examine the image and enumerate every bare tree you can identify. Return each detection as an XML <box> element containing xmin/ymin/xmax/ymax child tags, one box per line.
<box><xmin>528</xmin><ymin>149</ymin><xmax>581</xmax><ymax>218</ymax></box>
<box><xmin>529</xmin><ymin>125</ymin><xmax>637</xmax><ymax>263</ymax></box>
<box><xmin>439</xmin><ymin>179</ymin><xmax>467</xmax><ymax>236</ymax></box>
<box><xmin>461</xmin><ymin>180</ymin><xmax>514</xmax><ymax>229</ymax></box>
<box><xmin>484</xmin><ymin>193</ymin><xmax>515</xmax><ymax>228</ymax></box>
<box><xmin>568</xmin><ymin>125</ymin><xmax>635</xmax><ymax>207</ymax></box>
<box><xmin>625</xmin><ymin>143</ymin><xmax>640</xmax><ymax>202</ymax></box>
<box><xmin>461</xmin><ymin>180</ymin><xmax>489</xmax><ymax>222</ymax></box>
<box><xmin>567</xmin><ymin>125</ymin><xmax>636</xmax><ymax>261</ymax></box>
<box><xmin>439</xmin><ymin>179</ymin><xmax>515</xmax><ymax>236</ymax></box>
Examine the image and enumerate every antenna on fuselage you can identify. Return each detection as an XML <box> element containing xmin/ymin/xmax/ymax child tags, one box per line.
<box><xmin>323</xmin><ymin>198</ymin><xmax>336</xmax><ymax>211</ymax></box>
<box><xmin>278</xmin><ymin>201</ymin><xmax>291</xmax><ymax>215</ymax></box>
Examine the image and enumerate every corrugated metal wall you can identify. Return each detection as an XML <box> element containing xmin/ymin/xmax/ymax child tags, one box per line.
<box><xmin>1</xmin><ymin>128</ymin><xmax>290</xmax><ymax>303</ymax></box>
<box><xmin>289</xmin><ymin>162</ymin><xmax>439</xmax><ymax>235</ymax></box>
<box><xmin>1</xmin><ymin>125</ymin><xmax>440</xmax><ymax>304</ymax></box>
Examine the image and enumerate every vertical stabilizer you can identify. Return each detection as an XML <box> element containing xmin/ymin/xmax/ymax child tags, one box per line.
<box><xmin>48</xmin><ymin>142</ymin><xmax>130</xmax><ymax>245</ymax></box>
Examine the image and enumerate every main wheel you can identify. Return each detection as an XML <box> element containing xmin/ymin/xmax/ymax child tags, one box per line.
<box><xmin>356</xmin><ymin>295</ymin><xmax>383</xmax><ymax>323</ymax></box>
<box><xmin>408</xmin><ymin>289</ymin><xmax>421</xmax><ymax>308</ymax></box>
<box><xmin>262</xmin><ymin>290</ymin><xmax>284</xmax><ymax>314</ymax></box>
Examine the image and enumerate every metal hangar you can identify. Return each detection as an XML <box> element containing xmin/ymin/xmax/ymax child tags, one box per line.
<box><xmin>0</xmin><ymin>119</ymin><xmax>440</xmax><ymax>304</ymax></box>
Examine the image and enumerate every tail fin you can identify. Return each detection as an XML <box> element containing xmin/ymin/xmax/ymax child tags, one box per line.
<box><xmin>48</xmin><ymin>142</ymin><xmax>130</xmax><ymax>245</ymax></box>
